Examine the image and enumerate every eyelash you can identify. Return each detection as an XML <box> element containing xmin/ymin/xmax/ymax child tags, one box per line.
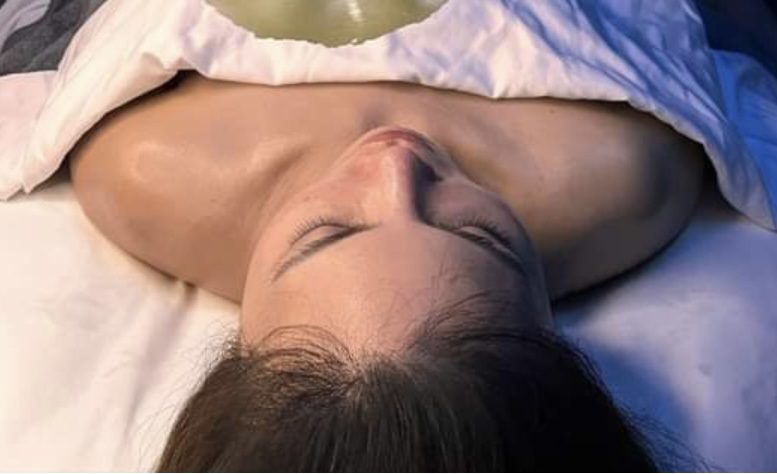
<box><xmin>290</xmin><ymin>216</ymin><xmax>357</xmax><ymax>244</ymax></box>
<box><xmin>445</xmin><ymin>215</ymin><xmax>513</xmax><ymax>245</ymax></box>
<box><xmin>289</xmin><ymin>213</ymin><xmax>513</xmax><ymax>249</ymax></box>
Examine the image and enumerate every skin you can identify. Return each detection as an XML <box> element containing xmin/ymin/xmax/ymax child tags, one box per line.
<box><xmin>239</xmin><ymin>126</ymin><xmax>552</xmax><ymax>350</ymax></box>
<box><xmin>69</xmin><ymin>72</ymin><xmax>705</xmax><ymax>349</ymax></box>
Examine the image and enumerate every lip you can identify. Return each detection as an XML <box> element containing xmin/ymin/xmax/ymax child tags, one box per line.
<box><xmin>337</xmin><ymin>125</ymin><xmax>455</xmax><ymax>177</ymax></box>
<box><xmin>358</xmin><ymin>126</ymin><xmax>439</xmax><ymax>156</ymax></box>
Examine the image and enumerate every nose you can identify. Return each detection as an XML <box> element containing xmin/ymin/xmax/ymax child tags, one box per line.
<box><xmin>359</xmin><ymin>140</ymin><xmax>441</xmax><ymax>220</ymax></box>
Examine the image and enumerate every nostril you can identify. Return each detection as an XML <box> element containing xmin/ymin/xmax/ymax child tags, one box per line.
<box><xmin>391</xmin><ymin>142</ymin><xmax>443</xmax><ymax>182</ymax></box>
<box><xmin>348</xmin><ymin>126</ymin><xmax>454</xmax><ymax>182</ymax></box>
<box><xmin>415</xmin><ymin>153</ymin><xmax>444</xmax><ymax>183</ymax></box>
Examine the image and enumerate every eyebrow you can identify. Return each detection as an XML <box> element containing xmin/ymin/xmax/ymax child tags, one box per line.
<box><xmin>271</xmin><ymin>225</ymin><xmax>526</xmax><ymax>283</ymax></box>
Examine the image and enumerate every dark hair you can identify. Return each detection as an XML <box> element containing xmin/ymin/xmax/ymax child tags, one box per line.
<box><xmin>157</xmin><ymin>292</ymin><xmax>668</xmax><ymax>472</ymax></box>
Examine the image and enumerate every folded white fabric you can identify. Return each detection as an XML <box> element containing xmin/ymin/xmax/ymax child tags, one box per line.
<box><xmin>0</xmin><ymin>0</ymin><xmax>776</xmax><ymax>231</ymax></box>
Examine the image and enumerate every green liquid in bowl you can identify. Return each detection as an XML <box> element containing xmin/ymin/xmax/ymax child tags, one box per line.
<box><xmin>206</xmin><ymin>0</ymin><xmax>449</xmax><ymax>47</ymax></box>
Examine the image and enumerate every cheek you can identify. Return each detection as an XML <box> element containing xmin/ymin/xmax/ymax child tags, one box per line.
<box><xmin>291</xmin><ymin>162</ymin><xmax>368</xmax><ymax>208</ymax></box>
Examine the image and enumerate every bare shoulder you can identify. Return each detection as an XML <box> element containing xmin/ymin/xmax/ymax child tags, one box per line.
<box><xmin>532</xmin><ymin>102</ymin><xmax>708</xmax><ymax>299</ymax></box>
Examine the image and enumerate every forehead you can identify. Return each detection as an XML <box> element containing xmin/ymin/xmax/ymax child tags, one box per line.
<box><xmin>258</xmin><ymin>226</ymin><xmax>522</xmax><ymax>338</ymax></box>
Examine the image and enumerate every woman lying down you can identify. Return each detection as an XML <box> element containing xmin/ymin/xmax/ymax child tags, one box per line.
<box><xmin>69</xmin><ymin>76</ymin><xmax>705</xmax><ymax>470</ymax></box>
<box><xmin>35</xmin><ymin>0</ymin><xmax>774</xmax><ymax>471</ymax></box>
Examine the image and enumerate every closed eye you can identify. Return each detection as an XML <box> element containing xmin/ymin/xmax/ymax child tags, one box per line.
<box><xmin>272</xmin><ymin>219</ymin><xmax>525</xmax><ymax>283</ymax></box>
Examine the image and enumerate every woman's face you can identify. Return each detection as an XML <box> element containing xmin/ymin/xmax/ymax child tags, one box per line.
<box><xmin>240</xmin><ymin>126</ymin><xmax>551</xmax><ymax>351</ymax></box>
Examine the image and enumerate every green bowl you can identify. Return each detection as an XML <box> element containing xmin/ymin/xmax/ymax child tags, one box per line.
<box><xmin>207</xmin><ymin>0</ymin><xmax>449</xmax><ymax>47</ymax></box>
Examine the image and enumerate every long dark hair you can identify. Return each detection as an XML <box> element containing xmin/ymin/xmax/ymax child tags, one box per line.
<box><xmin>157</xmin><ymin>292</ymin><xmax>687</xmax><ymax>472</ymax></box>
